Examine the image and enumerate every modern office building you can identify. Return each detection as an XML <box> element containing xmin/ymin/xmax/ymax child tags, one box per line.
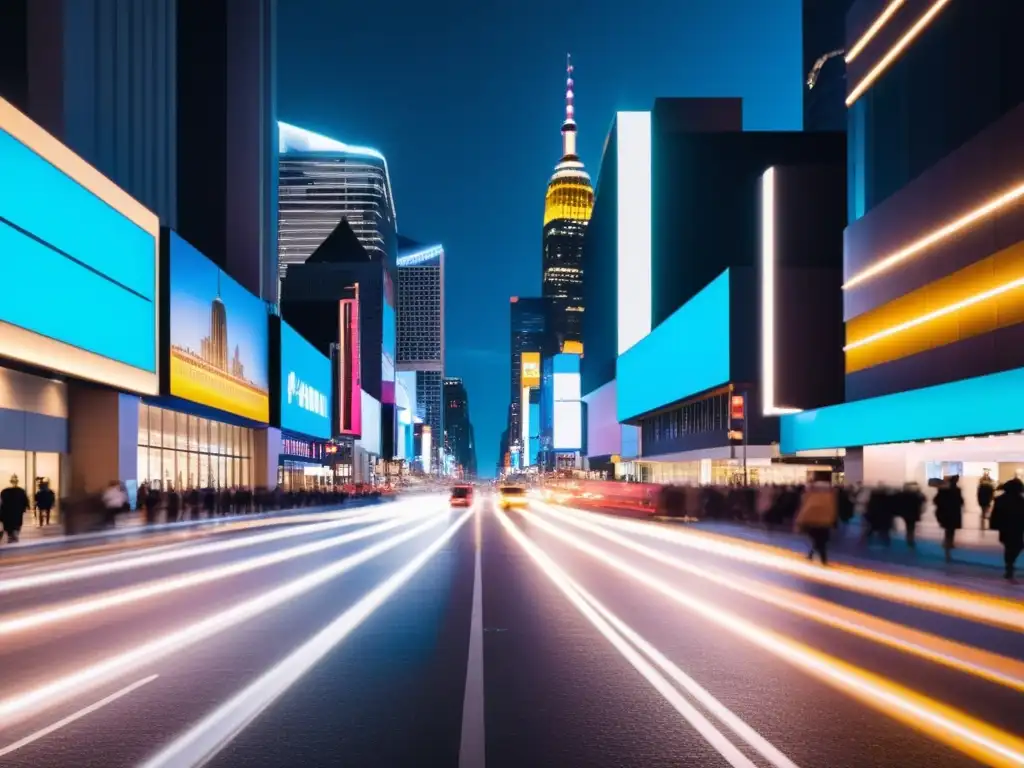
<box><xmin>444</xmin><ymin>377</ymin><xmax>476</xmax><ymax>477</ymax></box>
<box><xmin>538</xmin><ymin>353</ymin><xmax>583</xmax><ymax>471</ymax></box>
<box><xmin>541</xmin><ymin>56</ymin><xmax>593</xmax><ymax>352</ymax></box>
<box><xmin>278</xmin><ymin>121</ymin><xmax>397</xmax><ymax>280</ymax></box>
<box><xmin>508</xmin><ymin>297</ymin><xmax>550</xmax><ymax>456</ymax></box>
<box><xmin>803</xmin><ymin>0</ymin><xmax>855</xmax><ymax>132</ymax></box>
<box><xmin>397</xmin><ymin>237</ymin><xmax>445</xmax><ymax>465</ymax></box>
<box><xmin>583</xmin><ymin>98</ymin><xmax>846</xmax><ymax>484</ymax></box>
<box><xmin>783</xmin><ymin>0</ymin><xmax>1024</xmax><ymax>525</ymax></box>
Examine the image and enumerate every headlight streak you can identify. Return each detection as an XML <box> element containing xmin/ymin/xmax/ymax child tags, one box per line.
<box><xmin>0</xmin><ymin>511</ymin><xmax>448</xmax><ymax>727</ymax></box>
<box><xmin>531</xmin><ymin>503</ymin><xmax>1024</xmax><ymax>694</ymax></box>
<box><xmin>0</xmin><ymin>503</ymin><xmax>420</xmax><ymax>595</ymax></box>
<box><xmin>516</xmin><ymin>507</ymin><xmax>1024</xmax><ymax>768</ymax></box>
<box><xmin>495</xmin><ymin>508</ymin><xmax>787</xmax><ymax>768</ymax></box>
<box><xmin>0</xmin><ymin>507</ymin><xmax>443</xmax><ymax>638</ymax></box>
<box><xmin>139</xmin><ymin>508</ymin><xmax>474</xmax><ymax>768</ymax></box>
<box><xmin>544</xmin><ymin>502</ymin><xmax>1024</xmax><ymax>632</ymax></box>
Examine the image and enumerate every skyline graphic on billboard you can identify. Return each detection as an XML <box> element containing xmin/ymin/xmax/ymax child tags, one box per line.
<box><xmin>338</xmin><ymin>297</ymin><xmax>363</xmax><ymax>436</ymax></box>
<box><xmin>169</xmin><ymin>233</ymin><xmax>269</xmax><ymax>422</ymax></box>
<box><xmin>281</xmin><ymin>322</ymin><xmax>331</xmax><ymax>440</ymax></box>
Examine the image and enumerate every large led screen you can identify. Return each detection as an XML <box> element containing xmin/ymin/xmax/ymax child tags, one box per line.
<box><xmin>0</xmin><ymin>97</ymin><xmax>159</xmax><ymax>394</ymax></box>
<box><xmin>584</xmin><ymin>380</ymin><xmax>621</xmax><ymax>457</ymax></box>
<box><xmin>618</xmin><ymin>269</ymin><xmax>731</xmax><ymax>423</ymax></box>
<box><xmin>281</xmin><ymin>322</ymin><xmax>331</xmax><ymax>439</ymax></box>
<box><xmin>552</xmin><ymin>355</ymin><xmax>582</xmax><ymax>451</ymax></box>
<box><xmin>359</xmin><ymin>391</ymin><xmax>382</xmax><ymax>456</ymax></box>
<box><xmin>381</xmin><ymin>272</ymin><xmax>397</xmax><ymax>404</ymax></box>
<box><xmin>338</xmin><ymin>298</ymin><xmax>362</xmax><ymax>436</ymax></box>
<box><xmin>169</xmin><ymin>233</ymin><xmax>269</xmax><ymax>422</ymax></box>
<box><xmin>521</xmin><ymin>351</ymin><xmax>541</xmax><ymax>389</ymax></box>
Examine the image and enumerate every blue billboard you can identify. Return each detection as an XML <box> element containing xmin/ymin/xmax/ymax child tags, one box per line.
<box><xmin>617</xmin><ymin>269</ymin><xmax>731</xmax><ymax>422</ymax></box>
<box><xmin>0</xmin><ymin>98</ymin><xmax>159</xmax><ymax>393</ymax></box>
<box><xmin>280</xmin><ymin>322</ymin><xmax>332</xmax><ymax>439</ymax></box>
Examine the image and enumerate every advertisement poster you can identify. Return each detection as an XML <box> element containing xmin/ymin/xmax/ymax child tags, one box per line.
<box><xmin>169</xmin><ymin>233</ymin><xmax>269</xmax><ymax>422</ymax></box>
<box><xmin>338</xmin><ymin>297</ymin><xmax>362</xmax><ymax>436</ymax></box>
<box><xmin>381</xmin><ymin>271</ymin><xmax>397</xmax><ymax>404</ymax></box>
<box><xmin>281</xmin><ymin>322</ymin><xmax>332</xmax><ymax>439</ymax></box>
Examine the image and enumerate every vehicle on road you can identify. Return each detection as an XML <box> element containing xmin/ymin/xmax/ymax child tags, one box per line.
<box><xmin>498</xmin><ymin>485</ymin><xmax>527</xmax><ymax>509</ymax></box>
<box><xmin>450</xmin><ymin>484</ymin><xmax>474</xmax><ymax>507</ymax></box>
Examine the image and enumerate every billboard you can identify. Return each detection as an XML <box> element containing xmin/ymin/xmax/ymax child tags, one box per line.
<box><xmin>381</xmin><ymin>271</ymin><xmax>397</xmax><ymax>404</ymax></box>
<box><xmin>338</xmin><ymin>297</ymin><xmax>362</xmax><ymax>436</ymax></box>
<box><xmin>618</xmin><ymin>269</ymin><xmax>730</xmax><ymax>422</ymax></box>
<box><xmin>0</xmin><ymin>97</ymin><xmax>159</xmax><ymax>394</ymax></box>
<box><xmin>169</xmin><ymin>233</ymin><xmax>269</xmax><ymax>421</ymax></box>
<box><xmin>553</xmin><ymin>354</ymin><xmax>582</xmax><ymax>451</ymax></box>
<box><xmin>358</xmin><ymin>390</ymin><xmax>382</xmax><ymax>456</ymax></box>
<box><xmin>521</xmin><ymin>351</ymin><xmax>541</xmax><ymax>389</ymax></box>
<box><xmin>281</xmin><ymin>322</ymin><xmax>331</xmax><ymax>439</ymax></box>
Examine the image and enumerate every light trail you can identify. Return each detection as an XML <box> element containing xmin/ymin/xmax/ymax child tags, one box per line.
<box><xmin>0</xmin><ymin>675</ymin><xmax>159</xmax><ymax>758</ymax></box>
<box><xmin>516</xmin><ymin>508</ymin><xmax>1024</xmax><ymax>768</ymax></box>
<box><xmin>0</xmin><ymin>508</ymin><xmax>443</xmax><ymax>637</ymax></box>
<box><xmin>0</xmin><ymin>502</ymin><xmax>424</xmax><ymax>594</ymax></box>
<box><xmin>541</xmin><ymin>502</ymin><xmax>1024</xmax><ymax>632</ymax></box>
<box><xmin>140</xmin><ymin>508</ymin><xmax>474</xmax><ymax>768</ymax></box>
<box><xmin>496</xmin><ymin>508</ymin><xmax>793</xmax><ymax>768</ymax></box>
<box><xmin>531</xmin><ymin>503</ymin><xmax>1024</xmax><ymax>694</ymax></box>
<box><xmin>0</xmin><ymin>510</ymin><xmax>447</xmax><ymax>727</ymax></box>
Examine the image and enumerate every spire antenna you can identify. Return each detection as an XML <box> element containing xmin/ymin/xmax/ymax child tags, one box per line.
<box><xmin>561</xmin><ymin>53</ymin><xmax>577</xmax><ymax>158</ymax></box>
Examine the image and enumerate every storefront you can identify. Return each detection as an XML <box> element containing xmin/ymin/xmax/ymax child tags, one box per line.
<box><xmin>634</xmin><ymin>446</ymin><xmax>836</xmax><ymax>486</ymax></box>
<box><xmin>278</xmin><ymin>435</ymin><xmax>333</xmax><ymax>490</ymax></box>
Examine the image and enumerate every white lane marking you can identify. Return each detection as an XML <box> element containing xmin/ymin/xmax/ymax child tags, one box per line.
<box><xmin>0</xmin><ymin>509</ymin><xmax>441</xmax><ymax>637</ymax></box>
<box><xmin>459</xmin><ymin>502</ymin><xmax>486</xmax><ymax>768</ymax></box>
<box><xmin>140</xmin><ymin>510</ymin><xmax>475</xmax><ymax>768</ymax></box>
<box><xmin>0</xmin><ymin>511</ymin><xmax>449</xmax><ymax>727</ymax></box>
<box><xmin>0</xmin><ymin>502</ymin><xmax>421</xmax><ymax>594</ymax></box>
<box><xmin>495</xmin><ymin>509</ymin><xmax>762</xmax><ymax>768</ymax></box>
<box><xmin>0</xmin><ymin>674</ymin><xmax>159</xmax><ymax>757</ymax></box>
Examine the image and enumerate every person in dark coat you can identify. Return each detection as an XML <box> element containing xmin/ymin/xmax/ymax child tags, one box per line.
<box><xmin>990</xmin><ymin>477</ymin><xmax>1024</xmax><ymax>583</ymax></box>
<box><xmin>1</xmin><ymin>475</ymin><xmax>30</xmax><ymax>543</ymax></box>
<box><xmin>977</xmin><ymin>474</ymin><xmax>996</xmax><ymax>530</ymax></box>
<box><xmin>934</xmin><ymin>475</ymin><xmax>964</xmax><ymax>562</ymax></box>
<box><xmin>35</xmin><ymin>480</ymin><xmax>56</xmax><ymax>526</ymax></box>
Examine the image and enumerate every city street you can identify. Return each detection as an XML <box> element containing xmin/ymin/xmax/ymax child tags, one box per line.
<box><xmin>1</xmin><ymin>493</ymin><xmax>1022</xmax><ymax>767</ymax></box>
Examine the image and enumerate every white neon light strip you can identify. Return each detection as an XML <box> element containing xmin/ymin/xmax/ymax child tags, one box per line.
<box><xmin>844</xmin><ymin>179</ymin><xmax>1024</xmax><ymax>289</ymax></box>
<box><xmin>845</xmin><ymin>0</ymin><xmax>906</xmax><ymax>63</ymax></box>
<box><xmin>761</xmin><ymin>168</ymin><xmax>800</xmax><ymax>416</ymax></box>
<box><xmin>396</xmin><ymin>244</ymin><xmax>444</xmax><ymax>267</ymax></box>
<box><xmin>141</xmin><ymin>509</ymin><xmax>474</xmax><ymax>768</ymax></box>
<box><xmin>846</xmin><ymin>0</ymin><xmax>952</xmax><ymax>106</ymax></box>
<box><xmin>845</xmin><ymin>275</ymin><xmax>1024</xmax><ymax>352</ymax></box>
<box><xmin>616</xmin><ymin>111</ymin><xmax>652</xmax><ymax>355</ymax></box>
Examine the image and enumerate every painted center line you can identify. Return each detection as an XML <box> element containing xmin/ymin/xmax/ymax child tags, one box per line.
<box><xmin>459</xmin><ymin>503</ymin><xmax>486</xmax><ymax>768</ymax></box>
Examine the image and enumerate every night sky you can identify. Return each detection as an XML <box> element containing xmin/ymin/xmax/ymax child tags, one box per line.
<box><xmin>277</xmin><ymin>0</ymin><xmax>803</xmax><ymax>476</ymax></box>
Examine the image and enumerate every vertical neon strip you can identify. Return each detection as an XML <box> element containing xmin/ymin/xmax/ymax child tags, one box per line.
<box><xmin>616</xmin><ymin>111</ymin><xmax>652</xmax><ymax>355</ymax></box>
<box><xmin>521</xmin><ymin>385</ymin><xmax>531</xmax><ymax>457</ymax></box>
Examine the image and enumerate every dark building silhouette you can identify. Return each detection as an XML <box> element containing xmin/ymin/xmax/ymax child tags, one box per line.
<box><xmin>803</xmin><ymin>0</ymin><xmax>854</xmax><ymax>132</ymax></box>
<box><xmin>508</xmin><ymin>297</ymin><xmax>550</xmax><ymax>453</ymax></box>
<box><xmin>444</xmin><ymin>377</ymin><xmax>476</xmax><ymax>477</ymax></box>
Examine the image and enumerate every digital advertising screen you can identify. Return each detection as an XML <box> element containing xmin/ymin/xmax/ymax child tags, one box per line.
<box><xmin>0</xmin><ymin>97</ymin><xmax>159</xmax><ymax>394</ymax></box>
<box><xmin>381</xmin><ymin>272</ymin><xmax>397</xmax><ymax>404</ymax></box>
<box><xmin>552</xmin><ymin>354</ymin><xmax>582</xmax><ymax>451</ymax></box>
<box><xmin>169</xmin><ymin>233</ymin><xmax>269</xmax><ymax>422</ymax></box>
<box><xmin>280</xmin><ymin>322</ymin><xmax>331</xmax><ymax>439</ymax></box>
<box><xmin>338</xmin><ymin>298</ymin><xmax>362</xmax><ymax>437</ymax></box>
<box><xmin>521</xmin><ymin>351</ymin><xmax>541</xmax><ymax>389</ymax></box>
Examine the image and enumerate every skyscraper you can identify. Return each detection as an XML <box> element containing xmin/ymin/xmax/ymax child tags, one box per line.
<box><xmin>397</xmin><ymin>237</ymin><xmax>445</xmax><ymax>467</ymax></box>
<box><xmin>541</xmin><ymin>55</ymin><xmax>594</xmax><ymax>352</ymax></box>
<box><xmin>278</xmin><ymin>121</ymin><xmax>397</xmax><ymax>278</ymax></box>
<box><xmin>508</xmin><ymin>297</ymin><xmax>549</xmax><ymax>456</ymax></box>
<box><xmin>444</xmin><ymin>377</ymin><xmax>476</xmax><ymax>477</ymax></box>
<box><xmin>802</xmin><ymin>0</ymin><xmax>855</xmax><ymax>132</ymax></box>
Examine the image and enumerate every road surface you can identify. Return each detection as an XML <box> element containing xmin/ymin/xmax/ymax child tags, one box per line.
<box><xmin>0</xmin><ymin>493</ymin><xmax>1021</xmax><ymax>767</ymax></box>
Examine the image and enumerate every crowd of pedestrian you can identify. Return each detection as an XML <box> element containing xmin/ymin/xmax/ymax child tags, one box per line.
<box><xmin>655</xmin><ymin>477</ymin><xmax>1024</xmax><ymax>581</ymax></box>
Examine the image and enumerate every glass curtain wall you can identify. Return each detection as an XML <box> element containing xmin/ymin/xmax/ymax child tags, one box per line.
<box><xmin>138</xmin><ymin>404</ymin><xmax>254</xmax><ymax>490</ymax></box>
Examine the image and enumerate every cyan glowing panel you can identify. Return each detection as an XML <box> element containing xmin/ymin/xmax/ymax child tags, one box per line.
<box><xmin>617</xmin><ymin>269</ymin><xmax>731</xmax><ymax>422</ymax></box>
<box><xmin>781</xmin><ymin>365</ymin><xmax>1024</xmax><ymax>453</ymax></box>
<box><xmin>0</xmin><ymin>126</ymin><xmax>156</xmax><ymax>373</ymax></box>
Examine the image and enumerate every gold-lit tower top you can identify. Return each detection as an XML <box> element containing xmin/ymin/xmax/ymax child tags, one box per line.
<box><xmin>543</xmin><ymin>54</ymin><xmax>594</xmax><ymax>227</ymax></box>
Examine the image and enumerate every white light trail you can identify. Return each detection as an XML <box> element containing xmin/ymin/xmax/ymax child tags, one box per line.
<box><xmin>0</xmin><ymin>508</ymin><xmax>442</xmax><ymax>638</ymax></box>
<box><xmin>495</xmin><ymin>508</ymin><xmax>785</xmax><ymax>768</ymax></box>
<box><xmin>0</xmin><ymin>511</ymin><xmax>447</xmax><ymax>727</ymax></box>
<box><xmin>0</xmin><ymin>502</ymin><xmax>421</xmax><ymax>595</ymax></box>
<box><xmin>141</xmin><ymin>509</ymin><xmax>474</xmax><ymax>768</ymax></box>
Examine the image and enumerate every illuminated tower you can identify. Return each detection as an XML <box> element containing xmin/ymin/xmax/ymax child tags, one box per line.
<box><xmin>209</xmin><ymin>272</ymin><xmax>229</xmax><ymax>371</ymax></box>
<box><xmin>541</xmin><ymin>54</ymin><xmax>594</xmax><ymax>352</ymax></box>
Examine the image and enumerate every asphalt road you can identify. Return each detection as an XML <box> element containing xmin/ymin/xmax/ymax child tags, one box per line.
<box><xmin>0</xmin><ymin>492</ymin><xmax>1021</xmax><ymax>767</ymax></box>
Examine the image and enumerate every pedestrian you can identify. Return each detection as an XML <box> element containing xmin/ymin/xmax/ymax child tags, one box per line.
<box><xmin>977</xmin><ymin>473</ymin><xmax>995</xmax><ymax>529</ymax></box>
<box><xmin>35</xmin><ymin>479</ymin><xmax>56</xmax><ymax>527</ymax></box>
<box><xmin>102</xmin><ymin>481</ymin><xmax>128</xmax><ymax>529</ymax></box>
<box><xmin>898</xmin><ymin>482</ymin><xmax>924</xmax><ymax>548</ymax></box>
<box><xmin>0</xmin><ymin>475</ymin><xmax>30</xmax><ymax>543</ymax></box>
<box><xmin>989</xmin><ymin>477</ymin><xmax>1024</xmax><ymax>584</ymax></box>
<box><xmin>934</xmin><ymin>475</ymin><xmax>964</xmax><ymax>562</ymax></box>
<box><xmin>795</xmin><ymin>481</ymin><xmax>838</xmax><ymax>565</ymax></box>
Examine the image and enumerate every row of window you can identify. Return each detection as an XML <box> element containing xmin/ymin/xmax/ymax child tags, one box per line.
<box><xmin>640</xmin><ymin>393</ymin><xmax>731</xmax><ymax>445</ymax></box>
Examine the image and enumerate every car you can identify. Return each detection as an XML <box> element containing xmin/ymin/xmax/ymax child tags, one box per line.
<box><xmin>498</xmin><ymin>484</ymin><xmax>527</xmax><ymax>509</ymax></box>
<box><xmin>450</xmin><ymin>484</ymin><xmax>474</xmax><ymax>507</ymax></box>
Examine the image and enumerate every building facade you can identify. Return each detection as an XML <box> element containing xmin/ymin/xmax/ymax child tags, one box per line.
<box><xmin>444</xmin><ymin>377</ymin><xmax>476</xmax><ymax>477</ymax></box>
<box><xmin>278</xmin><ymin>121</ymin><xmax>397</xmax><ymax>279</ymax></box>
<box><xmin>541</xmin><ymin>56</ymin><xmax>594</xmax><ymax>352</ymax></box>
<box><xmin>783</xmin><ymin>0</ymin><xmax>1024</xmax><ymax>525</ymax></box>
<box><xmin>508</xmin><ymin>297</ymin><xmax>549</xmax><ymax>458</ymax></box>
<box><xmin>803</xmin><ymin>0</ymin><xmax>855</xmax><ymax>132</ymax></box>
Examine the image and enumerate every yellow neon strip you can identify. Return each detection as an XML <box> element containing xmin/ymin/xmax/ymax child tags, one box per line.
<box><xmin>844</xmin><ymin>180</ymin><xmax>1024</xmax><ymax>289</ymax></box>
<box><xmin>518</xmin><ymin>507</ymin><xmax>1024</xmax><ymax>768</ymax></box>
<box><xmin>844</xmin><ymin>275</ymin><xmax>1024</xmax><ymax>351</ymax></box>
<box><xmin>845</xmin><ymin>0</ymin><xmax>906</xmax><ymax>63</ymax></box>
<box><xmin>846</xmin><ymin>0</ymin><xmax>952</xmax><ymax>107</ymax></box>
